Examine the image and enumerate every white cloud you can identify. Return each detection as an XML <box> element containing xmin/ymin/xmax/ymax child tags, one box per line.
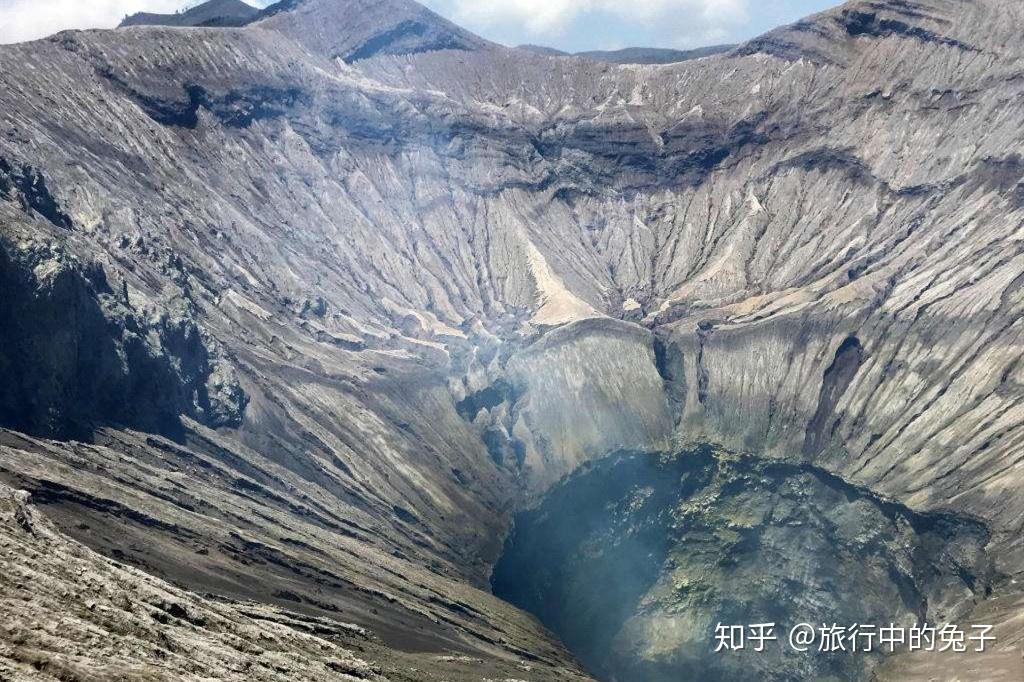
<box><xmin>0</xmin><ymin>0</ymin><xmax>184</xmax><ymax>44</ymax></box>
<box><xmin>0</xmin><ymin>0</ymin><xmax>274</xmax><ymax>45</ymax></box>
<box><xmin>437</xmin><ymin>0</ymin><xmax>749</xmax><ymax>44</ymax></box>
<box><xmin>0</xmin><ymin>0</ymin><xmax>757</xmax><ymax>51</ymax></box>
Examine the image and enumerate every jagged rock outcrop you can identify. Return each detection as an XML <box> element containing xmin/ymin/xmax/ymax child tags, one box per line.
<box><xmin>1</xmin><ymin>0</ymin><xmax>1024</xmax><ymax>679</ymax></box>
<box><xmin>0</xmin><ymin>226</ymin><xmax>246</xmax><ymax>439</ymax></box>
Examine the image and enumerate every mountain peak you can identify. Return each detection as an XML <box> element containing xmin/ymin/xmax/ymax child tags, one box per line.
<box><xmin>734</xmin><ymin>0</ymin><xmax>1000</xmax><ymax>63</ymax></box>
<box><xmin>255</xmin><ymin>0</ymin><xmax>492</xmax><ymax>62</ymax></box>
<box><xmin>120</xmin><ymin>0</ymin><xmax>260</xmax><ymax>28</ymax></box>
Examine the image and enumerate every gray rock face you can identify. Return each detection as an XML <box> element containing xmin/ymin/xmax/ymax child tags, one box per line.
<box><xmin>503</xmin><ymin>320</ymin><xmax>673</xmax><ymax>495</ymax></box>
<box><xmin>0</xmin><ymin>0</ymin><xmax>1023</xmax><ymax>679</ymax></box>
<box><xmin>0</xmin><ymin>232</ymin><xmax>246</xmax><ymax>439</ymax></box>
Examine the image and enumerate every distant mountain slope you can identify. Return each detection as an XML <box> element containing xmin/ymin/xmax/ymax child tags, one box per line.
<box><xmin>733</xmin><ymin>0</ymin><xmax>988</xmax><ymax>63</ymax></box>
<box><xmin>517</xmin><ymin>43</ymin><xmax>732</xmax><ymax>64</ymax></box>
<box><xmin>516</xmin><ymin>44</ymin><xmax>569</xmax><ymax>58</ymax></box>
<box><xmin>578</xmin><ymin>44</ymin><xmax>732</xmax><ymax>64</ymax></box>
<box><xmin>256</xmin><ymin>0</ymin><xmax>492</xmax><ymax>61</ymax></box>
<box><xmin>120</xmin><ymin>0</ymin><xmax>260</xmax><ymax>28</ymax></box>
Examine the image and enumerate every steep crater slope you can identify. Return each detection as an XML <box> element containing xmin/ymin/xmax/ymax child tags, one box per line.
<box><xmin>1</xmin><ymin>0</ymin><xmax>1024</xmax><ymax>680</ymax></box>
<box><xmin>0</xmin><ymin>224</ymin><xmax>246</xmax><ymax>440</ymax></box>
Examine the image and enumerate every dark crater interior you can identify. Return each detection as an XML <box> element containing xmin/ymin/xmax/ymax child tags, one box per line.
<box><xmin>492</xmin><ymin>446</ymin><xmax>995</xmax><ymax>682</ymax></box>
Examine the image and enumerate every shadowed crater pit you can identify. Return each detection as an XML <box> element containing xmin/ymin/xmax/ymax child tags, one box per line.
<box><xmin>492</xmin><ymin>446</ymin><xmax>995</xmax><ymax>682</ymax></box>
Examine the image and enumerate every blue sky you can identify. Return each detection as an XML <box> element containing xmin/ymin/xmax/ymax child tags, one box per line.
<box><xmin>421</xmin><ymin>0</ymin><xmax>841</xmax><ymax>52</ymax></box>
<box><xmin>0</xmin><ymin>0</ymin><xmax>841</xmax><ymax>49</ymax></box>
